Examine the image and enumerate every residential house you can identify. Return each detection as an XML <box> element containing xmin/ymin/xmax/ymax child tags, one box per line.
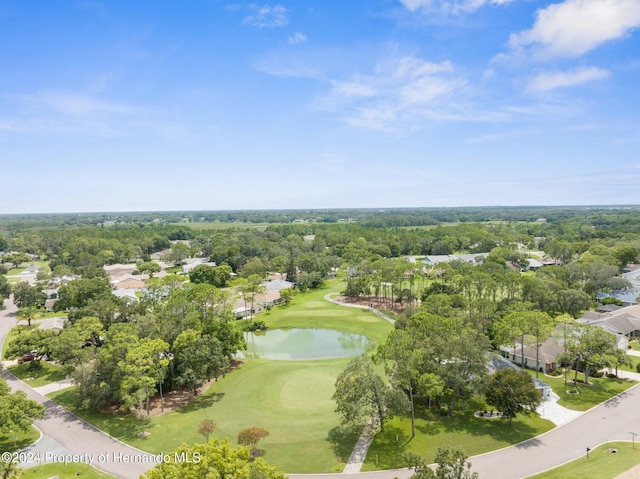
<box><xmin>498</xmin><ymin>337</ymin><xmax>565</xmax><ymax>374</ymax></box>
<box><xmin>577</xmin><ymin>304</ymin><xmax>640</xmax><ymax>349</ymax></box>
<box><xmin>181</xmin><ymin>258</ymin><xmax>217</xmax><ymax>274</ymax></box>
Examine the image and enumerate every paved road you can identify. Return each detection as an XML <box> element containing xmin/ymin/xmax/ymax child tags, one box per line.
<box><xmin>1</xmin><ymin>297</ymin><xmax>154</xmax><ymax>479</ymax></box>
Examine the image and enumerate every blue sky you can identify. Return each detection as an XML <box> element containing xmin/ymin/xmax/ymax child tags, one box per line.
<box><xmin>1</xmin><ymin>0</ymin><xmax>639</xmax><ymax>214</ymax></box>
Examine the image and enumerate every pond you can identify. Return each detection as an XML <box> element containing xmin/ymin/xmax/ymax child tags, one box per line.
<box><xmin>239</xmin><ymin>328</ymin><xmax>374</xmax><ymax>360</ymax></box>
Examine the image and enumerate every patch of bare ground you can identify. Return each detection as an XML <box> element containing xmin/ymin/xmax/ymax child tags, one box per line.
<box><xmin>104</xmin><ymin>359</ymin><xmax>244</xmax><ymax>418</ymax></box>
<box><xmin>332</xmin><ymin>295</ymin><xmax>409</xmax><ymax>315</ymax></box>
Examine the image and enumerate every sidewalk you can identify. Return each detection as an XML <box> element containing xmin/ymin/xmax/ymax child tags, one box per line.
<box><xmin>32</xmin><ymin>377</ymin><xmax>74</xmax><ymax>395</ymax></box>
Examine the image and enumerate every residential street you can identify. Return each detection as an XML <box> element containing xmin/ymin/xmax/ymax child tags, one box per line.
<box><xmin>3</xmin><ymin>295</ymin><xmax>640</xmax><ymax>479</ymax></box>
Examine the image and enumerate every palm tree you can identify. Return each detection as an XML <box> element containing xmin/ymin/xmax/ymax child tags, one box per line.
<box><xmin>16</xmin><ymin>305</ymin><xmax>42</xmax><ymax>327</ymax></box>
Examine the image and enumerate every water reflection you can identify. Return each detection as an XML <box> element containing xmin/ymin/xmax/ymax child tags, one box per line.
<box><xmin>239</xmin><ymin>328</ymin><xmax>374</xmax><ymax>360</ymax></box>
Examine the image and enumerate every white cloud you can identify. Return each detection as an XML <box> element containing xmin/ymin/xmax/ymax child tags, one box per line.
<box><xmin>242</xmin><ymin>4</ymin><xmax>288</xmax><ymax>28</ymax></box>
<box><xmin>510</xmin><ymin>0</ymin><xmax>640</xmax><ymax>60</ymax></box>
<box><xmin>398</xmin><ymin>0</ymin><xmax>515</xmax><ymax>14</ymax></box>
<box><xmin>320</xmin><ymin>56</ymin><xmax>469</xmax><ymax>131</ymax></box>
<box><xmin>23</xmin><ymin>91</ymin><xmax>147</xmax><ymax>116</ymax></box>
<box><xmin>288</xmin><ymin>32</ymin><xmax>307</xmax><ymax>45</ymax></box>
<box><xmin>527</xmin><ymin>66</ymin><xmax>611</xmax><ymax>92</ymax></box>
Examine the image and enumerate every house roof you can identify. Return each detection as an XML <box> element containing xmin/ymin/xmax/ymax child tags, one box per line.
<box><xmin>422</xmin><ymin>253</ymin><xmax>490</xmax><ymax>265</ymax></box>
<box><xmin>255</xmin><ymin>290</ymin><xmax>281</xmax><ymax>304</ymax></box>
<box><xmin>263</xmin><ymin>279</ymin><xmax>294</xmax><ymax>292</ymax></box>
<box><xmin>499</xmin><ymin>337</ymin><xmax>565</xmax><ymax>364</ymax></box>
<box><xmin>577</xmin><ymin>304</ymin><xmax>640</xmax><ymax>336</ymax></box>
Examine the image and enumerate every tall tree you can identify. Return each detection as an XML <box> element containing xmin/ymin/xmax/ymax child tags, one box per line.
<box><xmin>333</xmin><ymin>354</ymin><xmax>409</xmax><ymax>432</ymax></box>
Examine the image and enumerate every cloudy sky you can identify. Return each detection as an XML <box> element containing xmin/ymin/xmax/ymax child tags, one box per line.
<box><xmin>1</xmin><ymin>0</ymin><xmax>639</xmax><ymax>214</ymax></box>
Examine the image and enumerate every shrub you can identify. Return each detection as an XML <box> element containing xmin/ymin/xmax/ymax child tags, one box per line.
<box><xmin>591</xmin><ymin>371</ymin><xmax>603</xmax><ymax>378</ymax></box>
<box><xmin>245</xmin><ymin>321</ymin><xmax>267</xmax><ymax>332</ymax></box>
<box><xmin>636</xmin><ymin>362</ymin><xmax>640</xmax><ymax>374</ymax></box>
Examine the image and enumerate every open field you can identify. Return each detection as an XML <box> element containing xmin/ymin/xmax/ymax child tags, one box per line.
<box><xmin>527</xmin><ymin>442</ymin><xmax>640</xmax><ymax>479</ymax></box>
<box><xmin>50</xmin><ymin>358</ymin><xmax>351</xmax><ymax>473</ymax></box>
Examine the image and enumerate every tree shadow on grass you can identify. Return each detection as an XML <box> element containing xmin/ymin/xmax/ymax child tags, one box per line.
<box><xmin>326</xmin><ymin>425</ymin><xmax>362</xmax><ymax>463</ymax></box>
<box><xmin>359</xmin><ymin>425</ymin><xmax>411</xmax><ymax>470</ymax></box>
<box><xmin>176</xmin><ymin>392</ymin><xmax>225</xmax><ymax>413</ymax></box>
<box><xmin>412</xmin><ymin>403</ymin><xmax>543</xmax><ymax>446</ymax></box>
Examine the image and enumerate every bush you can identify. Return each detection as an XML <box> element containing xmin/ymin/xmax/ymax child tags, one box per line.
<box><xmin>245</xmin><ymin>321</ymin><xmax>267</xmax><ymax>332</ymax></box>
<box><xmin>635</xmin><ymin>362</ymin><xmax>640</xmax><ymax>374</ymax></box>
<box><xmin>591</xmin><ymin>371</ymin><xmax>603</xmax><ymax>378</ymax></box>
<box><xmin>551</xmin><ymin>367</ymin><xmax>563</xmax><ymax>376</ymax></box>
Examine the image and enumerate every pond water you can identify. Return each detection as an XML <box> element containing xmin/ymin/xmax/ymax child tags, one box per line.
<box><xmin>240</xmin><ymin>328</ymin><xmax>374</xmax><ymax>360</ymax></box>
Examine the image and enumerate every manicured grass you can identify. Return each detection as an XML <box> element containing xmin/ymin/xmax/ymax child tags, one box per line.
<box><xmin>8</xmin><ymin>361</ymin><xmax>67</xmax><ymax>387</ymax></box>
<box><xmin>528</xmin><ymin>442</ymin><xmax>640</xmax><ymax>479</ymax></box>
<box><xmin>6</xmin><ymin>267</ymin><xmax>26</xmax><ymax>275</ymax></box>
<box><xmin>49</xmin><ymin>358</ymin><xmax>352</xmax><ymax>473</ymax></box>
<box><xmin>534</xmin><ymin>371</ymin><xmax>637</xmax><ymax>411</ymax></box>
<box><xmin>629</xmin><ymin>340</ymin><xmax>640</xmax><ymax>351</ymax></box>
<box><xmin>362</xmin><ymin>403</ymin><xmax>555</xmax><ymax>470</ymax></box>
<box><xmin>260</xmin><ymin>280</ymin><xmax>394</xmax><ymax>345</ymax></box>
<box><xmin>22</xmin><ymin>463</ymin><xmax>115</xmax><ymax>479</ymax></box>
<box><xmin>620</xmin><ymin>354</ymin><xmax>640</xmax><ymax>373</ymax></box>
<box><xmin>0</xmin><ymin>426</ymin><xmax>40</xmax><ymax>453</ymax></box>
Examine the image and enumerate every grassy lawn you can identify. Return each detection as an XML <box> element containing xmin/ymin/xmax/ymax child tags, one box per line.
<box><xmin>621</xmin><ymin>354</ymin><xmax>640</xmax><ymax>373</ymax></box>
<box><xmin>527</xmin><ymin>442</ymin><xmax>640</xmax><ymax>479</ymax></box>
<box><xmin>629</xmin><ymin>340</ymin><xmax>640</xmax><ymax>351</ymax></box>
<box><xmin>534</xmin><ymin>372</ymin><xmax>637</xmax><ymax>411</ymax></box>
<box><xmin>0</xmin><ymin>426</ymin><xmax>39</xmax><ymax>453</ymax></box>
<box><xmin>6</xmin><ymin>267</ymin><xmax>26</xmax><ymax>275</ymax></box>
<box><xmin>8</xmin><ymin>361</ymin><xmax>67</xmax><ymax>387</ymax></box>
<box><xmin>259</xmin><ymin>280</ymin><xmax>394</xmax><ymax>345</ymax></box>
<box><xmin>362</xmin><ymin>403</ymin><xmax>555</xmax><ymax>470</ymax></box>
<box><xmin>49</xmin><ymin>358</ymin><xmax>352</xmax><ymax>473</ymax></box>
<box><xmin>22</xmin><ymin>463</ymin><xmax>115</xmax><ymax>479</ymax></box>
<box><xmin>1</xmin><ymin>325</ymin><xmax>22</xmax><ymax>360</ymax></box>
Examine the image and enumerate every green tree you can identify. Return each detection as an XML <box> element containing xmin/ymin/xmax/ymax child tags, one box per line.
<box><xmin>138</xmin><ymin>261</ymin><xmax>161</xmax><ymax>277</ymax></box>
<box><xmin>0</xmin><ymin>378</ymin><xmax>46</xmax><ymax>436</ymax></box>
<box><xmin>142</xmin><ymin>439</ymin><xmax>286</xmax><ymax>479</ymax></box>
<box><xmin>120</xmin><ymin>338</ymin><xmax>170</xmax><ymax>417</ymax></box>
<box><xmin>0</xmin><ymin>275</ymin><xmax>12</xmax><ymax>306</ymax></box>
<box><xmin>333</xmin><ymin>354</ymin><xmax>409</xmax><ymax>432</ymax></box>
<box><xmin>485</xmin><ymin>369</ymin><xmax>541</xmax><ymax>426</ymax></box>
<box><xmin>54</xmin><ymin>277</ymin><xmax>111</xmax><ymax>312</ymax></box>
<box><xmin>11</xmin><ymin>282</ymin><xmax>45</xmax><ymax>309</ymax></box>
<box><xmin>0</xmin><ymin>459</ymin><xmax>23</xmax><ymax>479</ymax></box>
<box><xmin>51</xmin><ymin>316</ymin><xmax>105</xmax><ymax>370</ymax></box>
<box><xmin>1</xmin><ymin>253</ymin><xmax>29</xmax><ymax>268</ymax></box>
<box><xmin>565</xmin><ymin>324</ymin><xmax>617</xmax><ymax>385</ymax></box>
<box><xmin>407</xmin><ymin>447</ymin><xmax>478</xmax><ymax>479</ymax></box>
<box><xmin>173</xmin><ymin>329</ymin><xmax>229</xmax><ymax>396</ymax></box>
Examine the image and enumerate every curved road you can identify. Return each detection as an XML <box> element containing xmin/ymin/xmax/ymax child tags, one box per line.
<box><xmin>3</xmin><ymin>295</ymin><xmax>640</xmax><ymax>479</ymax></box>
